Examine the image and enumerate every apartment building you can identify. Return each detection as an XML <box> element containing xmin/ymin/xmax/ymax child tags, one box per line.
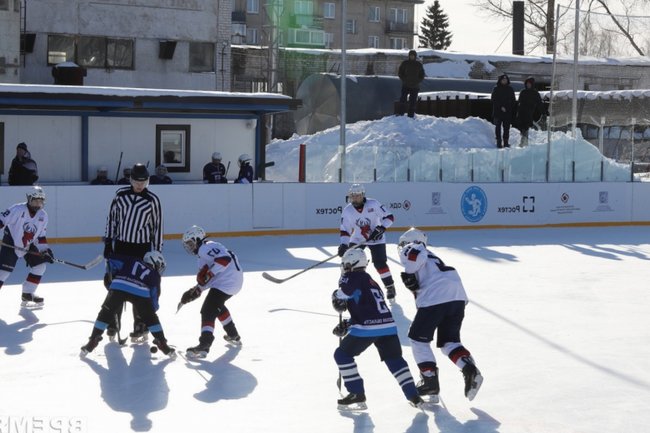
<box><xmin>231</xmin><ymin>0</ymin><xmax>423</xmax><ymax>50</ymax></box>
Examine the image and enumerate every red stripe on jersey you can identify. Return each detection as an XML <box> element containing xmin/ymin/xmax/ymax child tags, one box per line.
<box><xmin>37</xmin><ymin>236</ymin><xmax>48</xmax><ymax>245</ymax></box>
<box><xmin>449</xmin><ymin>347</ymin><xmax>471</xmax><ymax>364</ymax></box>
<box><xmin>217</xmin><ymin>311</ymin><xmax>231</xmax><ymax>322</ymax></box>
<box><xmin>407</xmin><ymin>249</ymin><xmax>421</xmax><ymax>262</ymax></box>
<box><xmin>26</xmin><ymin>273</ymin><xmax>42</xmax><ymax>284</ymax></box>
<box><xmin>202</xmin><ymin>320</ymin><xmax>215</xmax><ymax>328</ymax></box>
<box><xmin>340</xmin><ymin>230</ymin><xmax>350</xmax><ymax>237</ymax></box>
<box><xmin>376</xmin><ymin>266</ymin><xmax>390</xmax><ymax>274</ymax></box>
<box><xmin>214</xmin><ymin>256</ymin><xmax>231</xmax><ymax>267</ymax></box>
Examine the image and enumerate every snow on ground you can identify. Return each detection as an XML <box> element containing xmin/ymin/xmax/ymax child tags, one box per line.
<box><xmin>1</xmin><ymin>227</ymin><xmax>650</xmax><ymax>433</ymax></box>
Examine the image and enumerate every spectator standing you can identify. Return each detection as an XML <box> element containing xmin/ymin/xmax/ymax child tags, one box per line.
<box><xmin>90</xmin><ymin>167</ymin><xmax>115</xmax><ymax>185</ymax></box>
<box><xmin>491</xmin><ymin>74</ymin><xmax>517</xmax><ymax>148</ymax></box>
<box><xmin>8</xmin><ymin>142</ymin><xmax>39</xmax><ymax>186</ymax></box>
<box><xmin>516</xmin><ymin>77</ymin><xmax>545</xmax><ymax>147</ymax></box>
<box><xmin>202</xmin><ymin>152</ymin><xmax>228</xmax><ymax>184</ymax></box>
<box><xmin>397</xmin><ymin>50</ymin><xmax>425</xmax><ymax>118</ymax></box>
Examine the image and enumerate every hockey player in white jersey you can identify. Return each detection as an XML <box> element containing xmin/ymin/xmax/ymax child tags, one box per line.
<box><xmin>179</xmin><ymin>225</ymin><xmax>244</xmax><ymax>359</ymax></box>
<box><xmin>397</xmin><ymin>227</ymin><xmax>483</xmax><ymax>402</ymax></box>
<box><xmin>0</xmin><ymin>186</ymin><xmax>55</xmax><ymax>308</ymax></box>
<box><xmin>338</xmin><ymin>183</ymin><xmax>397</xmax><ymax>300</ymax></box>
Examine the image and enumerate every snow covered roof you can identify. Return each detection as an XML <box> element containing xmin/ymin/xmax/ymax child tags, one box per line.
<box><xmin>548</xmin><ymin>89</ymin><xmax>650</xmax><ymax>100</ymax></box>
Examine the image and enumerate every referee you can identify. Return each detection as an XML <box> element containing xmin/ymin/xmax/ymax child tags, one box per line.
<box><xmin>103</xmin><ymin>163</ymin><xmax>163</xmax><ymax>342</ymax></box>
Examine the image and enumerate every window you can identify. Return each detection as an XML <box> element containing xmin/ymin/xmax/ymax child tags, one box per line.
<box><xmin>325</xmin><ymin>32</ymin><xmax>334</xmax><ymax>48</ymax></box>
<box><xmin>368</xmin><ymin>35</ymin><xmax>379</xmax><ymax>48</ymax></box>
<box><xmin>0</xmin><ymin>122</ymin><xmax>4</xmax><ymax>177</ymax></box>
<box><xmin>246</xmin><ymin>28</ymin><xmax>258</xmax><ymax>45</ymax></box>
<box><xmin>368</xmin><ymin>6</ymin><xmax>380</xmax><ymax>22</ymax></box>
<box><xmin>14</xmin><ymin>0</ymin><xmax>19</xmax><ymax>12</ymax></box>
<box><xmin>189</xmin><ymin>42</ymin><xmax>215</xmax><ymax>72</ymax></box>
<box><xmin>107</xmin><ymin>38</ymin><xmax>134</xmax><ymax>69</ymax></box>
<box><xmin>389</xmin><ymin>8</ymin><xmax>407</xmax><ymax>24</ymax></box>
<box><xmin>346</xmin><ymin>19</ymin><xmax>357</xmax><ymax>34</ymax></box>
<box><xmin>78</xmin><ymin>36</ymin><xmax>106</xmax><ymax>68</ymax></box>
<box><xmin>246</xmin><ymin>0</ymin><xmax>259</xmax><ymax>13</ymax></box>
<box><xmin>294</xmin><ymin>0</ymin><xmax>313</xmax><ymax>15</ymax></box>
<box><xmin>390</xmin><ymin>37</ymin><xmax>406</xmax><ymax>50</ymax></box>
<box><xmin>47</xmin><ymin>35</ymin><xmax>75</xmax><ymax>65</ymax></box>
<box><xmin>323</xmin><ymin>3</ymin><xmax>335</xmax><ymax>19</ymax></box>
<box><xmin>0</xmin><ymin>0</ymin><xmax>8</xmax><ymax>10</ymax></box>
<box><xmin>156</xmin><ymin>125</ymin><xmax>191</xmax><ymax>173</ymax></box>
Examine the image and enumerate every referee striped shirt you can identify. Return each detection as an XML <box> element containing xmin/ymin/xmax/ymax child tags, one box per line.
<box><xmin>105</xmin><ymin>187</ymin><xmax>163</xmax><ymax>251</ymax></box>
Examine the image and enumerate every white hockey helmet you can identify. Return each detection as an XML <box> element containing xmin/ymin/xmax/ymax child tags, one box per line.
<box><xmin>341</xmin><ymin>248</ymin><xmax>368</xmax><ymax>272</ymax></box>
<box><xmin>212</xmin><ymin>152</ymin><xmax>222</xmax><ymax>161</ymax></box>
<box><xmin>398</xmin><ymin>228</ymin><xmax>427</xmax><ymax>249</ymax></box>
<box><xmin>182</xmin><ymin>225</ymin><xmax>206</xmax><ymax>255</ymax></box>
<box><xmin>348</xmin><ymin>183</ymin><xmax>365</xmax><ymax>206</ymax></box>
<box><xmin>26</xmin><ymin>186</ymin><xmax>46</xmax><ymax>210</ymax></box>
<box><xmin>143</xmin><ymin>251</ymin><xmax>166</xmax><ymax>274</ymax></box>
<box><xmin>238</xmin><ymin>154</ymin><xmax>251</xmax><ymax>167</ymax></box>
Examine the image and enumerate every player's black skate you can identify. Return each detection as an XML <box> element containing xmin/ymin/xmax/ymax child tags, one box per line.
<box><xmin>21</xmin><ymin>293</ymin><xmax>44</xmax><ymax>309</ymax></box>
<box><xmin>129</xmin><ymin>322</ymin><xmax>148</xmax><ymax>343</ymax></box>
<box><xmin>80</xmin><ymin>335</ymin><xmax>103</xmax><ymax>357</ymax></box>
<box><xmin>223</xmin><ymin>333</ymin><xmax>242</xmax><ymax>346</ymax></box>
<box><xmin>385</xmin><ymin>284</ymin><xmax>396</xmax><ymax>301</ymax></box>
<box><xmin>417</xmin><ymin>368</ymin><xmax>440</xmax><ymax>403</ymax></box>
<box><xmin>337</xmin><ymin>393</ymin><xmax>367</xmax><ymax>411</ymax></box>
<box><xmin>461</xmin><ymin>357</ymin><xmax>483</xmax><ymax>401</ymax></box>
<box><xmin>152</xmin><ymin>338</ymin><xmax>176</xmax><ymax>359</ymax></box>
<box><xmin>186</xmin><ymin>334</ymin><xmax>215</xmax><ymax>359</ymax></box>
<box><xmin>107</xmin><ymin>327</ymin><xmax>117</xmax><ymax>342</ymax></box>
<box><xmin>408</xmin><ymin>395</ymin><xmax>425</xmax><ymax>408</ymax></box>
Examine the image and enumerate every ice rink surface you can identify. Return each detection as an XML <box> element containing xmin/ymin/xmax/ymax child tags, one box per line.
<box><xmin>1</xmin><ymin>226</ymin><xmax>649</xmax><ymax>433</ymax></box>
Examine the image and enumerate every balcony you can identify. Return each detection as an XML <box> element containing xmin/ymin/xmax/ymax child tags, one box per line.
<box><xmin>290</xmin><ymin>14</ymin><xmax>324</xmax><ymax>30</ymax></box>
<box><xmin>287</xmin><ymin>28</ymin><xmax>326</xmax><ymax>48</ymax></box>
<box><xmin>385</xmin><ymin>20</ymin><xmax>414</xmax><ymax>34</ymax></box>
<box><xmin>232</xmin><ymin>10</ymin><xmax>246</xmax><ymax>23</ymax></box>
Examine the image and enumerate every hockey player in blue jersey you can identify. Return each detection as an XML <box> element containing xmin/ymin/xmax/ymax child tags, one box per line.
<box><xmin>331</xmin><ymin>248</ymin><xmax>423</xmax><ymax>410</ymax></box>
<box><xmin>80</xmin><ymin>251</ymin><xmax>175</xmax><ymax>358</ymax></box>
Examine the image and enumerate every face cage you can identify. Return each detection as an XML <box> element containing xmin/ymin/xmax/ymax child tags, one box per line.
<box><xmin>349</xmin><ymin>193</ymin><xmax>364</xmax><ymax>205</ymax></box>
<box><xmin>183</xmin><ymin>238</ymin><xmax>199</xmax><ymax>255</ymax></box>
<box><xmin>27</xmin><ymin>197</ymin><xmax>45</xmax><ymax>211</ymax></box>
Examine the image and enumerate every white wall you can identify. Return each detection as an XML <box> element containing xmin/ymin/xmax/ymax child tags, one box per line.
<box><xmin>0</xmin><ymin>3</ymin><xmax>20</xmax><ymax>83</ymax></box>
<box><xmin>1</xmin><ymin>182</ymin><xmax>649</xmax><ymax>243</ymax></box>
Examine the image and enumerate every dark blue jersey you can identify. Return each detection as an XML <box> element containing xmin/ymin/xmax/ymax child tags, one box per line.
<box><xmin>335</xmin><ymin>270</ymin><xmax>397</xmax><ymax>337</ymax></box>
<box><xmin>107</xmin><ymin>254</ymin><xmax>161</xmax><ymax>302</ymax></box>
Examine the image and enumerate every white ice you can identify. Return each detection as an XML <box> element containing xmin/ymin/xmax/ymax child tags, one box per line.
<box><xmin>1</xmin><ymin>227</ymin><xmax>649</xmax><ymax>433</ymax></box>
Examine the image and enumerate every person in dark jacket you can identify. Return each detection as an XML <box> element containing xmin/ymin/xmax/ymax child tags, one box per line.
<box><xmin>490</xmin><ymin>74</ymin><xmax>517</xmax><ymax>148</ymax></box>
<box><xmin>149</xmin><ymin>165</ymin><xmax>173</xmax><ymax>184</ymax></box>
<box><xmin>8</xmin><ymin>142</ymin><xmax>39</xmax><ymax>186</ymax></box>
<box><xmin>397</xmin><ymin>50</ymin><xmax>425</xmax><ymax>118</ymax></box>
<box><xmin>90</xmin><ymin>167</ymin><xmax>115</xmax><ymax>185</ymax></box>
<box><xmin>516</xmin><ymin>77</ymin><xmax>545</xmax><ymax>147</ymax></box>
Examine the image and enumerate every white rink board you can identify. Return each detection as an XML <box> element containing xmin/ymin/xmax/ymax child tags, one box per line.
<box><xmin>0</xmin><ymin>182</ymin><xmax>647</xmax><ymax>241</ymax></box>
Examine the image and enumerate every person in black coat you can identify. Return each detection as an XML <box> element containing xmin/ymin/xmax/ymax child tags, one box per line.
<box><xmin>516</xmin><ymin>77</ymin><xmax>545</xmax><ymax>147</ymax></box>
<box><xmin>90</xmin><ymin>167</ymin><xmax>115</xmax><ymax>185</ymax></box>
<box><xmin>203</xmin><ymin>152</ymin><xmax>228</xmax><ymax>184</ymax></box>
<box><xmin>397</xmin><ymin>50</ymin><xmax>425</xmax><ymax>118</ymax></box>
<box><xmin>490</xmin><ymin>74</ymin><xmax>517</xmax><ymax>148</ymax></box>
<box><xmin>8</xmin><ymin>142</ymin><xmax>39</xmax><ymax>186</ymax></box>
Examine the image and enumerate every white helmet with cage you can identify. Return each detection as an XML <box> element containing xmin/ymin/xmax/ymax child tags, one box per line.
<box><xmin>347</xmin><ymin>183</ymin><xmax>365</xmax><ymax>206</ymax></box>
<box><xmin>143</xmin><ymin>251</ymin><xmax>166</xmax><ymax>274</ymax></box>
<box><xmin>182</xmin><ymin>225</ymin><xmax>206</xmax><ymax>255</ymax></box>
<box><xmin>26</xmin><ymin>186</ymin><xmax>46</xmax><ymax>210</ymax></box>
<box><xmin>341</xmin><ymin>248</ymin><xmax>368</xmax><ymax>272</ymax></box>
<box><xmin>398</xmin><ymin>228</ymin><xmax>427</xmax><ymax>249</ymax></box>
<box><xmin>238</xmin><ymin>154</ymin><xmax>251</xmax><ymax>167</ymax></box>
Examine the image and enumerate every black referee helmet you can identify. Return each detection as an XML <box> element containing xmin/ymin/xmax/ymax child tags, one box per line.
<box><xmin>131</xmin><ymin>163</ymin><xmax>150</xmax><ymax>181</ymax></box>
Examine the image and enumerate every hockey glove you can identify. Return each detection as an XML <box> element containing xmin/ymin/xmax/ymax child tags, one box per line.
<box><xmin>337</xmin><ymin>244</ymin><xmax>349</xmax><ymax>258</ymax></box>
<box><xmin>180</xmin><ymin>286</ymin><xmax>202</xmax><ymax>305</ymax></box>
<box><xmin>400</xmin><ymin>272</ymin><xmax>419</xmax><ymax>292</ymax></box>
<box><xmin>197</xmin><ymin>264</ymin><xmax>215</xmax><ymax>286</ymax></box>
<box><xmin>332</xmin><ymin>319</ymin><xmax>351</xmax><ymax>337</ymax></box>
<box><xmin>41</xmin><ymin>248</ymin><xmax>55</xmax><ymax>264</ymax></box>
<box><xmin>331</xmin><ymin>290</ymin><xmax>348</xmax><ymax>313</ymax></box>
<box><xmin>367</xmin><ymin>225</ymin><xmax>386</xmax><ymax>242</ymax></box>
<box><xmin>103</xmin><ymin>238</ymin><xmax>113</xmax><ymax>259</ymax></box>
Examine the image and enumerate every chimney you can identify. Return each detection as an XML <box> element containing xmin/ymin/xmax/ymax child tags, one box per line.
<box><xmin>513</xmin><ymin>1</ymin><xmax>525</xmax><ymax>55</ymax></box>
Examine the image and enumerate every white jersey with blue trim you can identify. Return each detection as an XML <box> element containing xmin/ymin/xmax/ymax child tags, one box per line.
<box><xmin>0</xmin><ymin>203</ymin><xmax>49</xmax><ymax>257</ymax></box>
<box><xmin>196</xmin><ymin>240</ymin><xmax>243</xmax><ymax>295</ymax></box>
<box><xmin>399</xmin><ymin>242</ymin><xmax>468</xmax><ymax>308</ymax></box>
<box><xmin>339</xmin><ymin>198</ymin><xmax>394</xmax><ymax>246</ymax></box>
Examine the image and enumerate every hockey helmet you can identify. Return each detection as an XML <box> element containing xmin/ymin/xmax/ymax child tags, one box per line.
<box><xmin>156</xmin><ymin>165</ymin><xmax>168</xmax><ymax>176</ymax></box>
<box><xmin>144</xmin><ymin>251</ymin><xmax>166</xmax><ymax>274</ymax></box>
<box><xmin>212</xmin><ymin>152</ymin><xmax>222</xmax><ymax>161</ymax></box>
<box><xmin>130</xmin><ymin>163</ymin><xmax>150</xmax><ymax>181</ymax></box>
<box><xmin>398</xmin><ymin>228</ymin><xmax>427</xmax><ymax>249</ymax></box>
<box><xmin>26</xmin><ymin>186</ymin><xmax>46</xmax><ymax>210</ymax></box>
<box><xmin>182</xmin><ymin>225</ymin><xmax>206</xmax><ymax>255</ymax></box>
<box><xmin>347</xmin><ymin>183</ymin><xmax>365</xmax><ymax>206</ymax></box>
<box><xmin>341</xmin><ymin>248</ymin><xmax>368</xmax><ymax>272</ymax></box>
<box><xmin>238</xmin><ymin>154</ymin><xmax>251</xmax><ymax>167</ymax></box>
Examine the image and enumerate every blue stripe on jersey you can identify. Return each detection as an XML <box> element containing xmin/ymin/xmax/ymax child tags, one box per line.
<box><xmin>148</xmin><ymin>324</ymin><xmax>162</xmax><ymax>333</ymax></box>
<box><xmin>349</xmin><ymin>325</ymin><xmax>398</xmax><ymax>337</ymax></box>
<box><xmin>110</xmin><ymin>280</ymin><xmax>150</xmax><ymax>298</ymax></box>
<box><xmin>94</xmin><ymin>320</ymin><xmax>109</xmax><ymax>330</ymax></box>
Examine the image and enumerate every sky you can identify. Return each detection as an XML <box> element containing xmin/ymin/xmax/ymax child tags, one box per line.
<box><xmin>416</xmin><ymin>1</ymin><xmax>515</xmax><ymax>55</ymax></box>
<box><xmin>1</xmin><ymin>228</ymin><xmax>649</xmax><ymax>433</ymax></box>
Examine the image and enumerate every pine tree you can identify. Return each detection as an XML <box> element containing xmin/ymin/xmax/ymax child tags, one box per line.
<box><xmin>419</xmin><ymin>1</ymin><xmax>453</xmax><ymax>50</ymax></box>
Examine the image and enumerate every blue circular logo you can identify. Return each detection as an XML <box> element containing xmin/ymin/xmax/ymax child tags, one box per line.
<box><xmin>461</xmin><ymin>186</ymin><xmax>488</xmax><ymax>223</ymax></box>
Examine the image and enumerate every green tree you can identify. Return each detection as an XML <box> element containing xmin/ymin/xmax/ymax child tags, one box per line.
<box><xmin>419</xmin><ymin>1</ymin><xmax>453</xmax><ymax>50</ymax></box>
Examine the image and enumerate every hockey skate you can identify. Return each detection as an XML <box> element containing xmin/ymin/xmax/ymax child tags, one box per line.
<box><xmin>461</xmin><ymin>357</ymin><xmax>483</xmax><ymax>401</ymax></box>
<box><xmin>417</xmin><ymin>369</ymin><xmax>440</xmax><ymax>404</ymax></box>
<box><xmin>223</xmin><ymin>334</ymin><xmax>242</xmax><ymax>346</ymax></box>
<box><xmin>129</xmin><ymin>322</ymin><xmax>148</xmax><ymax>343</ymax></box>
<box><xmin>21</xmin><ymin>293</ymin><xmax>44</xmax><ymax>309</ymax></box>
<box><xmin>80</xmin><ymin>335</ymin><xmax>103</xmax><ymax>357</ymax></box>
<box><xmin>106</xmin><ymin>327</ymin><xmax>117</xmax><ymax>342</ymax></box>
<box><xmin>385</xmin><ymin>284</ymin><xmax>396</xmax><ymax>301</ymax></box>
<box><xmin>337</xmin><ymin>393</ymin><xmax>367</xmax><ymax>411</ymax></box>
<box><xmin>408</xmin><ymin>395</ymin><xmax>425</xmax><ymax>408</ymax></box>
<box><xmin>152</xmin><ymin>339</ymin><xmax>177</xmax><ymax>359</ymax></box>
<box><xmin>186</xmin><ymin>334</ymin><xmax>215</xmax><ymax>359</ymax></box>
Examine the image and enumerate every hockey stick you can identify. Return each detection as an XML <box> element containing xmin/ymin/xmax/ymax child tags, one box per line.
<box><xmin>0</xmin><ymin>241</ymin><xmax>103</xmax><ymax>270</ymax></box>
<box><xmin>262</xmin><ymin>242</ymin><xmax>367</xmax><ymax>284</ymax></box>
<box><xmin>114</xmin><ymin>151</ymin><xmax>123</xmax><ymax>184</ymax></box>
<box><xmin>336</xmin><ymin>311</ymin><xmax>343</xmax><ymax>392</ymax></box>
